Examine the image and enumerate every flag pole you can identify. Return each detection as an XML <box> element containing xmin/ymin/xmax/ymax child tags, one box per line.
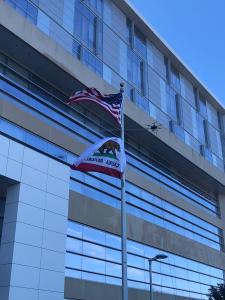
<box><xmin>120</xmin><ymin>82</ymin><xmax>128</xmax><ymax>300</ymax></box>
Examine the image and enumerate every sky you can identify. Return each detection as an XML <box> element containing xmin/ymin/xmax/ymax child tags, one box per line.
<box><xmin>129</xmin><ymin>0</ymin><xmax>225</xmax><ymax>106</ymax></box>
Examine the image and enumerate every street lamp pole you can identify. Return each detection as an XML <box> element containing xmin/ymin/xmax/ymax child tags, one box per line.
<box><xmin>148</xmin><ymin>254</ymin><xmax>168</xmax><ymax>300</ymax></box>
<box><xmin>149</xmin><ymin>259</ymin><xmax>153</xmax><ymax>300</ymax></box>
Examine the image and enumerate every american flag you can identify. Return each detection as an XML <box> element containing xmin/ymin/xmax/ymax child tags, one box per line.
<box><xmin>67</xmin><ymin>88</ymin><xmax>123</xmax><ymax>125</ymax></box>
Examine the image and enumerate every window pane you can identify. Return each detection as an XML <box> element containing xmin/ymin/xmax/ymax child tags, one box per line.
<box><xmin>67</xmin><ymin>237</ymin><xmax>82</xmax><ymax>254</ymax></box>
<box><xmin>171</xmin><ymin>65</ymin><xmax>180</xmax><ymax>91</ymax></box>
<box><xmin>68</xmin><ymin>221</ymin><xmax>83</xmax><ymax>238</ymax></box>
<box><xmin>66</xmin><ymin>268</ymin><xmax>81</xmax><ymax>279</ymax></box>
<box><xmin>106</xmin><ymin>262</ymin><xmax>121</xmax><ymax>277</ymax></box>
<box><xmin>83</xmin><ymin>241</ymin><xmax>105</xmax><ymax>259</ymax></box>
<box><xmin>128</xmin><ymin>267</ymin><xmax>145</xmax><ymax>282</ymax></box>
<box><xmin>106</xmin><ymin>248</ymin><xmax>121</xmax><ymax>263</ymax></box>
<box><xmin>106</xmin><ymin>233</ymin><xmax>121</xmax><ymax>250</ymax></box>
<box><xmin>127</xmin><ymin>49</ymin><xmax>144</xmax><ymax>92</ymax></box>
<box><xmin>134</xmin><ymin>26</ymin><xmax>147</xmax><ymax>58</ymax></box>
<box><xmin>82</xmin><ymin>271</ymin><xmax>105</xmax><ymax>282</ymax></box>
<box><xmin>66</xmin><ymin>253</ymin><xmax>82</xmax><ymax>269</ymax></box>
<box><xmin>82</xmin><ymin>257</ymin><xmax>105</xmax><ymax>274</ymax></box>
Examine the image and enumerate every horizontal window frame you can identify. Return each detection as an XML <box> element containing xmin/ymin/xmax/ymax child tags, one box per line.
<box><xmin>67</xmin><ymin>223</ymin><xmax>224</xmax><ymax>280</ymax></box>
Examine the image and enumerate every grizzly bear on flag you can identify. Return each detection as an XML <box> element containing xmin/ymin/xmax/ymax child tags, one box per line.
<box><xmin>98</xmin><ymin>141</ymin><xmax>120</xmax><ymax>158</ymax></box>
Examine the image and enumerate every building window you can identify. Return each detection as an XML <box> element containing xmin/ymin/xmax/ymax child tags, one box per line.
<box><xmin>170</xmin><ymin>65</ymin><xmax>180</xmax><ymax>91</ymax></box>
<box><xmin>197</xmin><ymin>115</ymin><xmax>213</xmax><ymax>162</ymax></box>
<box><xmin>84</xmin><ymin>0</ymin><xmax>103</xmax><ymax>15</ymax></box>
<box><xmin>198</xmin><ymin>115</ymin><xmax>209</xmax><ymax>146</ymax></box>
<box><xmin>82</xmin><ymin>48</ymin><xmax>103</xmax><ymax>76</ymax></box>
<box><xmin>198</xmin><ymin>93</ymin><xmax>207</xmax><ymax>117</ymax></box>
<box><xmin>164</xmin><ymin>57</ymin><xmax>169</xmax><ymax>81</ymax></box>
<box><xmin>125</xmin><ymin>84</ymin><xmax>135</xmax><ymax>102</ymax></box>
<box><xmin>134</xmin><ymin>26</ymin><xmax>147</xmax><ymax>58</ymax></box>
<box><xmin>66</xmin><ymin>221</ymin><xmax>224</xmax><ymax>298</ymax></box>
<box><xmin>127</xmin><ymin>49</ymin><xmax>145</xmax><ymax>93</ymax></box>
<box><xmin>126</xmin><ymin>18</ymin><xmax>133</xmax><ymax>46</ymax></box>
<box><xmin>167</xmin><ymin>88</ymin><xmax>181</xmax><ymax>124</ymax></box>
<box><xmin>74</xmin><ymin>1</ymin><xmax>102</xmax><ymax>55</ymax></box>
<box><xmin>26</xmin><ymin>0</ymin><xmax>38</xmax><ymax>24</ymax></box>
<box><xmin>6</xmin><ymin>0</ymin><xmax>38</xmax><ymax>25</ymax></box>
<box><xmin>126</xmin><ymin>21</ymin><xmax>147</xmax><ymax>59</ymax></box>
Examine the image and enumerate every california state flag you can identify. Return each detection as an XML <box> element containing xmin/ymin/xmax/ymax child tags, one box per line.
<box><xmin>71</xmin><ymin>137</ymin><xmax>126</xmax><ymax>178</ymax></box>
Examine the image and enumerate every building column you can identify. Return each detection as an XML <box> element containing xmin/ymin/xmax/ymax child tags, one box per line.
<box><xmin>0</xmin><ymin>135</ymin><xmax>70</xmax><ymax>300</ymax></box>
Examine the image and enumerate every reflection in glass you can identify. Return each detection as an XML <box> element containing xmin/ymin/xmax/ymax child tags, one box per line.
<box><xmin>66</xmin><ymin>222</ymin><xmax>224</xmax><ymax>298</ymax></box>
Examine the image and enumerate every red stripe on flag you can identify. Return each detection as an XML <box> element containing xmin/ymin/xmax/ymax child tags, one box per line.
<box><xmin>67</xmin><ymin>98</ymin><xmax>121</xmax><ymax>125</ymax></box>
<box><xmin>71</xmin><ymin>163</ymin><xmax>122</xmax><ymax>179</ymax></box>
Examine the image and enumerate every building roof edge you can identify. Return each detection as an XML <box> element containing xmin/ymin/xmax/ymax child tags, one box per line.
<box><xmin>123</xmin><ymin>0</ymin><xmax>225</xmax><ymax>111</ymax></box>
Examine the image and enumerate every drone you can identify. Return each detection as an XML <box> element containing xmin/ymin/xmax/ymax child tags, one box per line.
<box><xmin>146</xmin><ymin>121</ymin><xmax>162</xmax><ymax>134</ymax></box>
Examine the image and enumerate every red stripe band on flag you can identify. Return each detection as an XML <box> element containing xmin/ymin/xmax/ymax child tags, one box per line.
<box><xmin>67</xmin><ymin>99</ymin><xmax>121</xmax><ymax>124</ymax></box>
<box><xmin>71</xmin><ymin>163</ymin><xmax>122</xmax><ymax>179</ymax></box>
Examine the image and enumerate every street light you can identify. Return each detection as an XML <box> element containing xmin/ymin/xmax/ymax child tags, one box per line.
<box><xmin>148</xmin><ymin>254</ymin><xmax>168</xmax><ymax>300</ymax></box>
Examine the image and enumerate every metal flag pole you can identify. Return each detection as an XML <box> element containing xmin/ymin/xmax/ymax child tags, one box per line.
<box><xmin>120</xmin><ymin>82</ymin><xmax>128</xmax><ymax>300</ymax></box>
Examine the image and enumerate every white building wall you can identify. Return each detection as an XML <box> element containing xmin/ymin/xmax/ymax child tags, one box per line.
<box><xmin>0</xmin><ymin>134</ymin><xmax>70</xmax><ymax>300</ymax></box>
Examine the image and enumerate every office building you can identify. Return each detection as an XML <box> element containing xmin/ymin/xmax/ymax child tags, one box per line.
<box><xmin>0</xmin><ymin>0</ymin><xmax>225</xmax><ymax>299</ymax></box>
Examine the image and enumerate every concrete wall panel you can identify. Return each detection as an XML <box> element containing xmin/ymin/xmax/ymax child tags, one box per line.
<box><xmin>0</xmin><ymin>134</ymin><xmax>70</xmax><ymax>300</ymax></box>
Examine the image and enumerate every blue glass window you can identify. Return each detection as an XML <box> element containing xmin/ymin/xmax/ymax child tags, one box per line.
<box><xmin>134</xmin><ymin>26</ymin><xmax>147</xmax><ymax>58</ymax></box>
<box><xmin>84</xmin><ymin>0</ymin><xmax>103</xmax><ymax>15</ymax></box>
<box><xmin>74</xmin><ymin>0</ymin><xmax>102</xmax><ymax>56</ymax></box>
<box><xmin>106</xmin><ymin>248</ymin><xmax>121</xmax><ymax>263</ymax></box>
<box><xmin>82</xmin><ymin>48</ymin><xmax>103</xmax><ymax>76</ymax></box>
<box><xmin>83</xmin><ymin>241</ymin><xmax>105</xmax><ymax>259</ymax></box>
<box><xmin>14</xmin><ymin>0</ymin><xmax>27</xmax><ymax>11</ymax></box>
<box><xmin>106</xmin><ymin>262</ymin><xmax>121</xmax><ymax>277</ymax></box>
<box><xmin>126</xmin><ymin>18</ymin><xmax>133</xmax><ymax>46</ymax></box>
<box><xmin>198</xmin><ymin>93</ymin><xmax>207</xmax><ymax>117</ymax></box>
<box><xmin>27</xmin><ymin>1</ymin><xmax>38</xmax><ymax>24</ymax></box>
<box><xmin>82</xmin><ymin>256</ymin><xmax>105</xmax><ymax>274</ymax></box>
<box><xmin>197</xmin><ymin>115</ymin><xmax>208</xmax><ymax>145</ymax></box>
<box><xmin>67</xmin><ymin>237</ymin><xmax>82</xmax><ymax>254</ymax></box>
<box><xmin>66</xmin><ymin>222</ymin><xmax>225</xmax><ymax>298</ymax></box>
<box><xmin>167</xmin><ymin>88</ymin><xmax>180</xmax><ymax>122</ymax></box>
<box><xmin>6</xmin><ymin>0</ymin><xmax>38</xmax><ymax>25</ymax></box>
<box><xmin>66</xmin><ymin>253</ymin><xmax>82</xmax><ymax>269</ymax></box>
<box><xmin>170</xmin><ymin>65</ymin><xmax>180</xmax><ymax>91</ymax></box>
<box><xmin>127</xmin><ymin>49</ymin><xmax>144</xmax><ymax>92</ymax></box>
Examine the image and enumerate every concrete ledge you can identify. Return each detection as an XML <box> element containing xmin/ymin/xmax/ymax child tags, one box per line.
<box><xmin>69</xmin><ymin>191</ymin><xmax>225</xmax><ymax>270</ymax></box>
<box><xmin>65</xmin><ymin>277</ymin><xmax>192</xmax><ymax>300</ymax></box>
<box><xmin>126</xmin><ymin>164</ymin><xmax>223</xmax><ymax>229</ymax></box>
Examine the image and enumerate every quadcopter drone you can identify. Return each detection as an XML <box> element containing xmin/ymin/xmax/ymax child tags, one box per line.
<box><xmin>146</xmin><ymin>121</ymin><xmax>162</xmax><ymax>134</ymax></box>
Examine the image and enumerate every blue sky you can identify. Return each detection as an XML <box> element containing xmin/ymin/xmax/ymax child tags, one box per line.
<box><xmin>129</xmin><ymin>0</ymin><xmax>225</xmax><ymax>105</ymax></box>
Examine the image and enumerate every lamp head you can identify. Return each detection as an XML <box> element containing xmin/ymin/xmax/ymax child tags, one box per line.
<box><xmin>149</xmin><ymin>254</ymin><xmax>168</xmax><ymax>262</ymax></box>
<box><xmin>155</xmin><ymin>254</ymin><xmax>168</xmax><ymax>260</ymax></box>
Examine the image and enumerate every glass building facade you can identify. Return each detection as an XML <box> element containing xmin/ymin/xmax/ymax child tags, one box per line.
<box><xmin>5</xmin><ymin>0</ymin><xmax>225</xmax><ymax>171</ymax></box>
<box><xmin>0</xmin><ymin>0</ymin><xmax>225</xmax><ymax>300</ymax></box>
<box><xmin>66</xmin><ymin>221</ymin><xmax>224</xmax><ymax>299</ymax></box>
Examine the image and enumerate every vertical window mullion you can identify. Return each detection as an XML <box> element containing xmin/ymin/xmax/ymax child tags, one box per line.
<box><xmin>93</xmin><ymin>16</ymin><xmax>98</xmax><ymax>54</ymax></box>
<box><xmin>203</xmin><ymin>119</ymin><xmax>210</xmax><ymax>149</ymax></box>
<box><xmin>176</xmin><ymin>94</ymin><xmax>182</xmax><ymax>126</ymax></box>
<box><xmin>140</xmin><ymin>60</ymin><xmax>146</xmax><ymax>96</ymax></box>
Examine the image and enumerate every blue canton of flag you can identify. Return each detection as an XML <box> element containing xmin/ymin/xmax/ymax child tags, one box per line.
<box><xmin>67</xmin><ymin>87</ymin><xmax>123</xmax><ymax>126</ymax></box>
